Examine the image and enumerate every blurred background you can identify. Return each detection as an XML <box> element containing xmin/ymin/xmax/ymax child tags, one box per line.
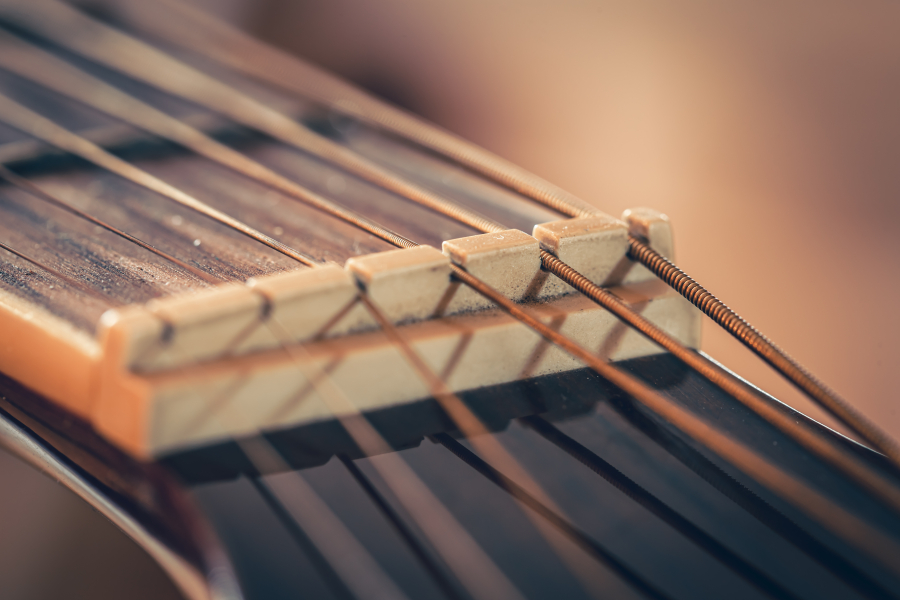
<box><xmin>1</xmin><ymin>0</ymin><xmax>898</xmax><ymax>597</ymax></box>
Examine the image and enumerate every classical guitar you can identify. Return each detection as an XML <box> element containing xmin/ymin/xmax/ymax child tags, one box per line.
<box><xmin>0</xmin><ymin>1</ymin><xmax>899</xmax><ymax>599</ymax></box>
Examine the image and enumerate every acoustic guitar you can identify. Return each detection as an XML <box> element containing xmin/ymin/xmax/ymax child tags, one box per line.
<box><xmin>0</xmin><ymin>1</ymin><xmax>898</xmax><ymax>599</ymax></box>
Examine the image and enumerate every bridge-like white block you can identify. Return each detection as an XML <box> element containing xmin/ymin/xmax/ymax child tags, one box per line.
<box><xmin>622</xmin><ymin>208</ymin><xmax>674</xmax><ymax>283</ymax></box>
<box><xmin>243</xmin><ymin>265</ymin><xmax>371</xmax><ymax>350</ymax></box>
<box><xmin>442</xmin><ymin>229</ymin><xmax>541</xmax><ymax>312</ymax></box>
<box><xmin>532</xmin><ymin>214</ymin><xmax>630</xmax><ymax>298</ymax></box>
<box><xmin>346</xmin><ymin>246</ymin><xmax>452</xmax><ymax>323</ymax></box>
<box><xmin>134</xmin><ymin>283</ymin><xmax>265</xmax><ymax>372</ymax></box>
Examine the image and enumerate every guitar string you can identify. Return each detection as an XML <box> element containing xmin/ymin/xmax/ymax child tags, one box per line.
<box><xmin>0</xmin><ymin>0</ymin><xmax>505</xmax><ymax>237</ymax></box>
<box><xmin>355</xmin><ymin>292</ymin><xmax>657</xmax><ymax>599</ymax></box>
<box><xmin>108</xmin><ymin>0</ymin><xmax>900</xmax><ymax>468</ymax></box>
<box><xmin>0</xmin><ymin>29</ymin><xmax>686</xmax><ymax>597</ymax></box>
<box><xmin>1</xmin><ymin>21</ymin><xmax>895</xmax><ymax>516</ymax></box>
<box><xmin>599</xmin><ymin>389</ymin><xmax>900</xmax><ymax>600</ymax></box>
<box><xmin>338</xmin><ymin>455</ymin><xmax>467</xmax><ymax>600</ymax></box>
<box><xmin>0</xmin><ymin>94</ymin><xmax>321</xmax><ymax>267</ymax></box>
<box><xmin>434</xmin><ymin>431</ymin><xmax>798</xmax><ymax>600</ymax></box>
<box><xmin>624</xmin><ymin>239</ymin><xmax>900</xmax><ymax>470</ymax></box>
<box><xmin>0</xmin><ymin>41</ymin><xmax>896</xmax><ymax>578</ymax></box>
<box><xmin>518</xmin><ymin>415</ymin><xmax>899</xmax><ymax>600</ymax></box>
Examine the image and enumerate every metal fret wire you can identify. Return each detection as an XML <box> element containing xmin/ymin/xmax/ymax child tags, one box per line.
<box><xmin>1</xmin><ymin>11</ymin><xmax>894</xmax><ymax>514</ymax></box>
<box><xmin>0</xmin><ymin>2</ymin><xmax>896</xmax><ymax>588</ymax></box>
<box><xmin>108</xmin><ymin>0</ymin><xmax>900</xmax><ymax>468</ymax></box>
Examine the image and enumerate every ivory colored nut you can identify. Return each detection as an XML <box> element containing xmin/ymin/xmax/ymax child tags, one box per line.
<box><xmin>442</xmin><ymin>229</ymin><xmax>541</xmax><ymax>313</ymax></box>
<box><xmin>532</xmin><ymin>215</ymin><xmax>629</xmax><ymax>298</ymax></box>
<box><xmin>621</xmin><ymin>207</ymin><xmax>674</xmax><ymax>284</ymax></box>
<box><xmin>144</xmin><ymin>283</ymin><xmax>266</xmax><ymax>371</ymax></box>
<box><xmin>245</xmin><ymin>265</ymin><xmax>371</xmax><ymax>348</ymax></box>
<box><xmin>346</xmin><ymin>246</ymin><xmax>452</xmax><ymax>323</ymax></box>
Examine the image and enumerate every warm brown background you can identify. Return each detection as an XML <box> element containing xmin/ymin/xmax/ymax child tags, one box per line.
<box><xmin>2</xmin><ymin>0</ymin><xmax>898</xmax><ymax>597</ymax></box>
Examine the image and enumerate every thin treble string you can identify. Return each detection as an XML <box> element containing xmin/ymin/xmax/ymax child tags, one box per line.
<box><xmin>0</xmin><ymin>0</ymin><xmax>505</xmax><ymax>236</ymax></box>
<box><xmin>0</xmin><ymin>164</ymin><xmax>221</xmax><ymax>285</ymax></box>
<box><xmin>356</xmin><ymin>293</ymin><xmax>657</xmax><ymax>600</ymax></box>
<box><xmin>115</xmin><ymin>0</ymin><xmax>900</xmax><ymax>471</ymax></box>
<box><xmin>0</xmin><ymin>28</ymin><xmax>416</xmax><ymax>251</ymax></box>
<box><xmin>256</xmin><ymin>309</ymin><xmax>527</xmax><ymax>600</ymax></box>
<box><xmin>7</xmin><ymin>17</ymin><xmax>891</xmax><ymax>511</ymax></box>
<box><xmin>105</xmin><ymin>0</ymin><xmax>601</xmax><ymax>219</ymax></box>
<box><xmin>236</xmin><ymin>436</ymin><xmax>412</xmax><ymax>600</ymax></box>
<box><xmin>517</xmin><ymin>417</ymin><xmax>835</xmax><ymax>600</ymax></box>
<box><xmin>0</xmin><ymin>92</ymin><xmax>319</xmax><ymax>267</ymax></box>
